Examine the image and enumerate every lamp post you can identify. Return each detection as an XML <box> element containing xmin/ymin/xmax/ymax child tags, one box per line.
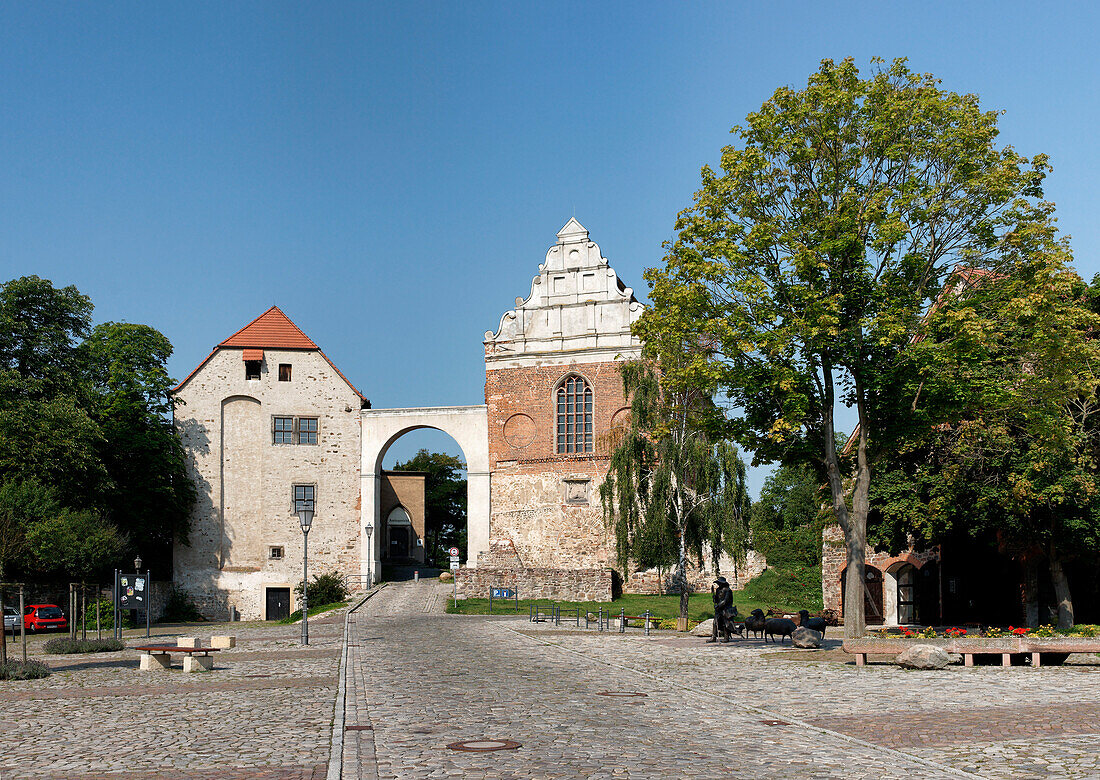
<box><xmin>364</xmin><ymin>522</ymin><xmax>374</xmax><ymax>588</ymax></box>
<box><xmin>134</xmin><ymin>555</ymin><xmax>142</xmax><ymax>572</ymax></box>
<box><xmin>297</xmin><ymin>504</ymin><xmax>314</xmax><ymax>645</ymax></box>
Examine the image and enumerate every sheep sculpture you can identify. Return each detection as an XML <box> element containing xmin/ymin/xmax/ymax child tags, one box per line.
<box><xmin>798</xmin><ymin>609</ymin><xmax>827</xmax><ymax>637</ymax></box>
<box><xmin>744</xmin><ymin>608</ymin><xmax>766</xmax><ymax>640</ymax></box>
<box><xmin>764</xmin><ymin>617</ymin><xmax>797</xmax><ymax>644</ymax></box>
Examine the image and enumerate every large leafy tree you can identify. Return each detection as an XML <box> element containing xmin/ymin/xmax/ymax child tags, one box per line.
<box><xmin>391</xmin><ymin>449</ymin><xmax>467</xmax><ymax>566</ymax></box>
<box><xmin>870</xmin><ymin>246</ymin><xmax>1100</xmax><ymax>627</ymax></box>
<box><xmin>600</xmin><ymin>360</ymin><xmax>751</xmax><ymax>624</ymax></box>
<box><xmin>638</xmin><ymin>57</ymin><xmax>1052</xmax><ymax>636</ymax></box>
<box><xmin>83</xmin><ymin>322</ymin><xmax>196</xmax><ymax>570</ymax></box>
<box><xmin>0</xmin><ymin>276</ymin><xmax>195</xmax><ymax>580</ymax></box>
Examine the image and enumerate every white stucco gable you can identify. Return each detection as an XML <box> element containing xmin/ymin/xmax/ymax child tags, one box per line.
<box><xmin>484</xmin><ymin>219</ymin><xmax>644</xmax><ymax>368</ymax></box>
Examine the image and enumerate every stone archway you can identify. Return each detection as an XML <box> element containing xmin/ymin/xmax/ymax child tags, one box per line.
<box><xmin>360</xmin><ymin>406</ymin><xmax>489</xmax><ymax>584</ymax></box>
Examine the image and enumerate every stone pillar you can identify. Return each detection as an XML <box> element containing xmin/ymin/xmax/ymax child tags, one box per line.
<box><xmin>467</xmin><ymin>470</ymin><xmax>490</xmax><ymax>568</ymax></box>
<box><xmin>360</xmin><ymin>471</ymin><xmax>381</xmax><ymax>586</ymax></box>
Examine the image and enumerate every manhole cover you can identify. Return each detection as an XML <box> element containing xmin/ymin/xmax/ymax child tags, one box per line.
<box><xmin>596</xmin><ymin>691</ymin><xmax>648</xmax><ymax>697</ymax></box>
<box><xmin>760</xmin><ymin>719</ymin><xmax>790</xmax><ymax>726</ymax></box>
<box><xmin>447</xmin><ymin>739</ymin><xmax>522</xmax><ymax>752</ymax></box>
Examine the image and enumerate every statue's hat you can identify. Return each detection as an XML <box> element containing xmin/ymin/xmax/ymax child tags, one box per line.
<box><xmin>714</xmin><ymin>576</ymin><xmax>730</xmax><ymax>586</ymax></box>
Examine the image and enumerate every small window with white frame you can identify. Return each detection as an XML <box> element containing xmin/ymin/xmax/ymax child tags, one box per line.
<box><xmin>269</xmin><ymin>546</ymin><xmax>284</xmax><ymax>560</ymax></box>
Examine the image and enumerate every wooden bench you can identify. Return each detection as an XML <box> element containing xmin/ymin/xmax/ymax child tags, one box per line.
<box><xmin>134</xmin><ymin>644</ymin><xmax>220</xmax><ymax>672</ymax></box>
<box><xmin>843</xmin><ymin>637</ymin><xmax>1100</xmax><ymax>667</ymax></box>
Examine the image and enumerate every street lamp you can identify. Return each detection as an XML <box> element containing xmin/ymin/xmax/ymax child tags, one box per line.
<box><xmin>134</xmin><ymin>554</ymin><xmax>142</xmax><ymax>572</ymax></box>
<box><xmin>297</xmin><ymin>504</ymin><xmax>314</xmax><ymax>646</ymax></box>
<box><xmin>364</xmin><ymin>521</ymin><xmax>374</xmax><ymax>588</ymax></box>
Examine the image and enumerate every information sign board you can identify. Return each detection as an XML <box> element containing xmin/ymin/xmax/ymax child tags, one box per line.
<box><xmin>116</xmin><ymin>572</ymin><xmax>147</xmax><ymax>611</ymax></box>
<box><xmin>490</xmin><ymin>588</ymin><xmax>515</xmax><ymax>599</ymax></box>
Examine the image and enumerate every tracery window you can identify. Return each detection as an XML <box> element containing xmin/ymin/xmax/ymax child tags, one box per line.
<box><xmin>556</xmin><ymin>375</ymin><xmax>593</xmax><ymax>454</ymax></box>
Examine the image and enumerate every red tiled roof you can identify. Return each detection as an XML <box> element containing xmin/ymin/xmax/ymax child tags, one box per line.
<box><xmin>242</xmin><ymin>348</ymin><xmax>264</xmax><ymax>361</ymax></box>
<box><xmin>171</xmin><ymin>307</ymin><xmax>367</xmax><ymax>402</ymax></box>
<box><xmin>219</xmin><ymin>306</ymin><xmax>317</xmax><ymax>349</ymax></box>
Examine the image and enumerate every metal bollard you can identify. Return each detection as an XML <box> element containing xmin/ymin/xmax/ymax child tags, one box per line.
<box><xmin>598</xmin><ymin>606</ymin><xmax>603</xmax><ymax>632</ymax></box>
<box><xmin>414</xmin><ymin>570</ymin><xmax>419</xmax><ymax>582</ymax></box>
<box><xmin>644</xmin><ymin>611</ymin><xmax>651</xmax><ymax>636</ymax></box>
<box><xmin>620</xmin><ymin>607</ymin><xmax>625</xmax><ymax>634</ymax></box>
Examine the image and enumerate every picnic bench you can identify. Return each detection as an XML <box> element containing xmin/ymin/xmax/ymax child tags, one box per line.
<box><xmin>135</xmin><ymin>644</ymin><xmax>220</xmax><ymax>672</ymax></box>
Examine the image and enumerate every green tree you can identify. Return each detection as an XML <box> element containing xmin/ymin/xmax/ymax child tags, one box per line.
<box><xmin>0</xmin><ymin>480</ymin><xmax>62</xmax><ymax>581</ymax></box>
<box><xmin>390</xmin><ymin>449</ymin><xmax>466</xmax><ymax>566</ymax></box>
<box><xmin>600</xmin><ymin>361</ymin><xmax>751</xmax><ymax>624</ymax></box>
<box><xmin>84</xmin><ymin>322</ymin><xmax>196</xmax><ymax>566</ymax></box>
<box><xmin>751</xmin><ymin>464</ymin><xmax>826</xmax><ymax>567</ymax></box>
<box><xmin>871</xmin><ymin>248</ymin><xmax>1100</xmax><ymax>627</ymax></box>
<box><xmin>638</xmin><ymin>57</ymin><xmax>1052</xmax><ymax>636</ymax></box>
<box><xmin>24</xmin><ymin>508</ymin><xmax>126</xmax><ymax>581</ymax></box>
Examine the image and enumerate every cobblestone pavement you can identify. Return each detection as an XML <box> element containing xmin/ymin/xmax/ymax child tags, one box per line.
<box><xmin>338</xmin><ymin>582</ymin><xmax>1100</xmax><ymax>779</ymax></box>
<box><xmin>0</xmin><ymin>613</ymin><xmax>344</xmax><ymax>779</ymax></box>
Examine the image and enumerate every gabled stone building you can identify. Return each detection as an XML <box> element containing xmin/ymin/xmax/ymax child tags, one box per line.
<box><xmin>172</xmin><ymin>307</ymin><xmax>424</xmax><ymax>620</ymax></box>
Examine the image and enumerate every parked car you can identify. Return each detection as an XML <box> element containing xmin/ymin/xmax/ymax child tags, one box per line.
<box><xmin>24</xmin><ymin>604</ymin><xmax>67</xmax><ymax>633</ymax></box>
<box><xmin>3</xmin><ymin>606</ymin><xmax>17</xmax><ymax>634</ymax></box>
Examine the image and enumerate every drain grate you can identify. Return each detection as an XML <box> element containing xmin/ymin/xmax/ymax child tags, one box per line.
<box><xmin>447</xmin><ymin>739</ymin><xmax>522</xmax><ymax>752</ymax></box>
<box><xmin>243</xmin><ymin>674</ymin><xmax>271</xmax><ymax>678</ymax></box>
<box><xmin>596</xmin><ymin>691</ymin><xmax>648</xmax><ymax>697</ymax></box>
<box><xmin>345</xmin><ymin>725</ymin><xmax>374</xmax><ymax>731</ymax></box>
<box><xmin>760</xmin><ymin>719</ymin><xmax>790</xmax><ymax>726</ymax></box>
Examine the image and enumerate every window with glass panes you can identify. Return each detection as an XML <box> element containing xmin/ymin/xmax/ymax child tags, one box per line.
<box><xmin>293</xmin><ymin>485</ymin><xmax>314</xmax><ymax>514</ymax></box>
<box><xmin>556</xmin><ymin>375</ymin><xmax>593</xmax><ymax>453</ymax></box>
<box><xmin>273</xmin><ymin>416</ymin><xmax>295</xmax><ymax>444</ymax></box>
<box><xmin>297</xmin><ymin>417</ymin><xmax>318</xmax><ymax>445</ymax></box>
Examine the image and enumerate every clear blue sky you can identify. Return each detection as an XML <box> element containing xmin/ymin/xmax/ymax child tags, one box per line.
<box><xmin>3</xmin><ymin>2</ymin><xmax>1099</xmax><ymax>494</ymax></box>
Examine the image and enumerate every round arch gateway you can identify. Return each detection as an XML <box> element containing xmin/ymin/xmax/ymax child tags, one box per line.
<box><xmin>360</xmin><ymin>406</ymin><xmax>489</xmax><ymax>584</ymax></box>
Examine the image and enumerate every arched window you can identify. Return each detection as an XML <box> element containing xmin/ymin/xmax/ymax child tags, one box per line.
<box><xmin>556</xmin><ymin>375</ymin><xmax>593</xmax><ymax>453</ymax></box>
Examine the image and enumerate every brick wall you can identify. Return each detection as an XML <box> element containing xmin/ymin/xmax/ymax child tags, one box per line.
<box><xmin>485</xmin><ymin>359</ymin><xmax>630</xmax><ymax>571</ymax></box>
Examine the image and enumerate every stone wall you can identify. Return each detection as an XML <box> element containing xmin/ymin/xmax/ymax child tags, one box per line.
<box><xmin>455</xmin><ymin>565</ymin><xmax>613</xmax><ymax>602</ymax></box>
<box><xmin>173</xmin><ymin>346</ymin><xmax>363</xmax><ymax>620</ymax></box>
<box><xmin>379</xmin><ymin>471</ymin><xmax>426</xmax><ymax>563</ymax></box>
<box><xmin>624</xmin><ymin>549</ymin><xmax>768</xmax><ymax>595</ymax></box>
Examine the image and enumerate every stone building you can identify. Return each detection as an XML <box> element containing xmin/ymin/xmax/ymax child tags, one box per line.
<box><xmin>172</xmin><ymin>306</ymin><xmax>423</xmax><ymax>620</ymax></box>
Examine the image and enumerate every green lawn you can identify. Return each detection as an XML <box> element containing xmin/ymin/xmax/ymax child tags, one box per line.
<box><xmin>444</xmin><ymin>590</ymin><xmax>812</xmax><ymax>625</ymax></box>
<box><xmin>278</xmin><ymin>600</ymin><xmax>349</xmax><ymax>624</ymax></box>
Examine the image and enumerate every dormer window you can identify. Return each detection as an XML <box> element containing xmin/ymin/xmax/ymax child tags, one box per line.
<box><xmin>245</xmin><ymin>360</ymin><xmax>261</xmax><ymax>380</ymax></box>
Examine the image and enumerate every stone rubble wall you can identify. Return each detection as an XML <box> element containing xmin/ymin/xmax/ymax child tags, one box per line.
<box><xmin>821</xmin><ymin>524</ymin><xmax>940</xmax><ymax>617</ymax></box>
<box><xmin>624</xmin><ymin>549</ymin><xmax>768</xmax><ymax>595</ymax></box>
<box><xmin>455</xmin><ymin>566</ymin><xmax>613</xmax><ymax>602</ymax></box>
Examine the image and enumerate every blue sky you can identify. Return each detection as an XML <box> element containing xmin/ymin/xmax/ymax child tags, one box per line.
<box><xmin>3</xmin><ymin>2</ymin><xmax>1099</xmax><ymax>493</ymax></box>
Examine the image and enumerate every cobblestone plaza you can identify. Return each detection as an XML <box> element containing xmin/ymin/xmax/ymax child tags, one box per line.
<box><xmin>2</xmin><ymin>581</ymin><xmax>1098</xmax><ymax>779</ymax></box>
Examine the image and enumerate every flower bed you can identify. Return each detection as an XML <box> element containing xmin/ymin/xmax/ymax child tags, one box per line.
<box><xmin>844</xmin><ymin>630</ymin><xmax>1100</xmax><ymax>668</ymax></box>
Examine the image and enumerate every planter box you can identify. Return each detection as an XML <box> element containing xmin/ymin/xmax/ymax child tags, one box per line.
<box><xmin>843</xmin><ymin>636</ymin><xmax>1100</xmax><ymax>667</ymax></box>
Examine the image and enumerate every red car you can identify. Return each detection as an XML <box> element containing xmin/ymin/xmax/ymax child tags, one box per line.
<box><xmin>24</xmin><ymin>604</ymin><xmax>67</xmax><ymax>633</ymax></box>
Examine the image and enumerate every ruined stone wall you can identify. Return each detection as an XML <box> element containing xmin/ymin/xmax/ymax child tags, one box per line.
<box><xmin>173</xmin><ymin>347</ymin><xmax>363</xmax><ymax>620</ymax></box>
<box><xmin>624</xmin><ymin>549</ymin><xmax>769</xmax><ymax>595</ymax></box>
<box><xmin>486</xmin><ymin>359</ymin><xmax>632</xmax><ymax>570</ymax></box>
<box><xmin>455</xmin><ymin>566</ymin><xmax>613</xmax><ymax>602</ymax></box>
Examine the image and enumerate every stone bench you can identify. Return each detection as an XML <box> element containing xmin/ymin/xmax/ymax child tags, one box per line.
<box><xmin>135</xmin><ymin>641</ymin><xmax>221</xmax><ymax>672</ymax></box>
<box><xmin>843</xmin><ymin>637</ymin><xmax>1100</xmax><ymax>667</ymax></box>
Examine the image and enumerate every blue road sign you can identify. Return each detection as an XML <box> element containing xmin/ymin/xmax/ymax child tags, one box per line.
<box><xmin>491</xmin><ymin>588</ymin><xmax>516</xmax><ymax>599</ymax></box>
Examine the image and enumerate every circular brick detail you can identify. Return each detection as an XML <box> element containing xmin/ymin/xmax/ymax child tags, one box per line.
<box><xmin>447</xmin><ymin>739</ymin><xmax>522</xmax><ymax>752</ymax></box>
<box><xmin>503</xmin><ymin>414</ymin><xmax>537</xmax><ymax>448</ymax></box>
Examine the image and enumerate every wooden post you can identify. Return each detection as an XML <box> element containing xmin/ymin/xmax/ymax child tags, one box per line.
<box><xmin>1032</xmin><ymin>652</ymin><xmax>1041</xmax><ymax>667</ymax></box>
<box><xmin>964</xmin><ymin>654</ymin><xmax>974</xmax><ymax>667</ymax></box>
<box><xmin>0</xmin><ymin>586</ymin><xmax>7</xmax><ymax>666</ymax></box>
<box><xmin>1002</xmin><ymin>653</ymin><xmax>1011</xmax><ymax>667</ymax></box>
<box><xmin>19</xmin><ymin>586</ymin><xmax>26</xmax><ymax>663</ymax></box>
<box><xmin>81</xmin><ymin>585</ymin><xmax>87</xmax><ymax>641</ymax></box>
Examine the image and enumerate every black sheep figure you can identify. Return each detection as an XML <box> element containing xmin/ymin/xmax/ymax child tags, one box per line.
<box><xmin>764</xmin><ymin>617</ymin><xmax>797</xmax><ymax>644</ymax></box>
<box><xmin>798</xmin><ymin>609</ymin><xmax>827</xmax><ymax>637</ymax></box>
<box><xmin>745</xmin><ymin>608</ymin><xmax>766</xmax><ymax>640</ymax></box>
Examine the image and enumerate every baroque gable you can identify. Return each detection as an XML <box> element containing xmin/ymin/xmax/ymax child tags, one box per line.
<box><xmin>484</xmin><ymin>219</ymin><xmax>644</xmax><ymax>368</ymax></box>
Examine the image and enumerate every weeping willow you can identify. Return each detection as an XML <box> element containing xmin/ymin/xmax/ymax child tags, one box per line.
<box><xmin>600</xmin><ymin>361</ymin><xmax>751</xmax><ymax>621</ymax></box>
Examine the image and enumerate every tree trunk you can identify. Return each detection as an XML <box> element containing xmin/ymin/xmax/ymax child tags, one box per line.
<box><xmin>1022</xmin><ymin>556</ymin><xmax>1040</xmax><ymax>627</ymax></box>
<box><xmin>820</xmin><ymin>357</ymin><xmax>866</xmax><ymax>639</ymax></box>
<box><xmin>678</xmin><ymin>531</ymin><xmax>689</xmax><ymax>623</ymax></box>
<box><xmin>1049</xmin><ymin>545</ymin><xmax>1074</xmax><ymax>629</ymax></box>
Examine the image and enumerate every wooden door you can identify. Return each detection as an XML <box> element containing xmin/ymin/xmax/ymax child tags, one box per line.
<box><xmin>265</xmin><ymin>588</ymin><xmax>290</xmax><ymax>621</ymax></box>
